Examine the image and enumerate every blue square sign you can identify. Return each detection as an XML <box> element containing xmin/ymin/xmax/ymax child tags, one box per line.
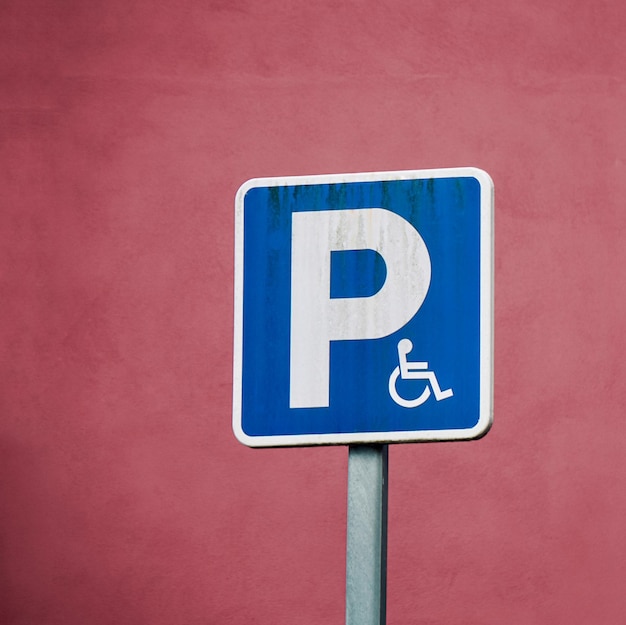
<box><xmin>233</xmin><ymin>168</ymin><xmax>493</xmax><ymax>447</ymax></box>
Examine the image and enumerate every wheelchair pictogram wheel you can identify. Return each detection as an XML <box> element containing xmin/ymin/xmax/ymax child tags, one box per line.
<box><xmin>388</xmin><ymin>366</ymin><xmax>431</xmax><ymax>408</ymax></box>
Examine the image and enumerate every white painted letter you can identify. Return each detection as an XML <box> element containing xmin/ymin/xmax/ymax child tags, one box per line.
<box><xmin>290</xmin><ymin>208</ymin><xmax>431</xmax><ymax>408</ymax></box>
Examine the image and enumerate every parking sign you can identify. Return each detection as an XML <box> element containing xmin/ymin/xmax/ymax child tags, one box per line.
<box><xmin>233</xmin><ymin>168</ymin><xmax>493</xmax><ymax>447</ymax></box>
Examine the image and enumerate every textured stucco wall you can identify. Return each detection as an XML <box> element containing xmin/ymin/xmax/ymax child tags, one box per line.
<box><xmin>2</xmin><ymin>1</ymin><xmax>626</xmax><ymax>623</ymax></box>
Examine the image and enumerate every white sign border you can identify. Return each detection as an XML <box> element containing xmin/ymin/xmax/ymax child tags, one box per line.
<box><xmin>233</xmin><ymin>167</ymin><xmax>494</xmax><ymax>447</ymax></box>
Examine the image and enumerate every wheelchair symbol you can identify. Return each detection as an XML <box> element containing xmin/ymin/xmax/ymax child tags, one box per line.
<box><xmin>388</xmin><ymin>338</ymin><xmax>454</xmax><ymax>408</ymax></box>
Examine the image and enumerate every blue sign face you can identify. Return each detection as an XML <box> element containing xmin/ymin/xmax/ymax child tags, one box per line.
<box><xmin>233</xmin><ymin>168</ymin><xmax>493</xmax><ymax>447</ymax></box>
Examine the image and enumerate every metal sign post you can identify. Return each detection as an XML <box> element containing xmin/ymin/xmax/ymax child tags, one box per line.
<box><xmin>232</xmin><ymin>167</ymin><xmax>494</xmax><ymax>625</ymax></box>
<box><xmin>346</xmin><ymin>444</ymin><xmax>388</xmax><ymax>625</ymax></box>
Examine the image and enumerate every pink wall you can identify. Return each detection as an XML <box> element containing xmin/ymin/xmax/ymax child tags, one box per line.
<box><xmin>2</xmin><ymin>1</ymin><xmax>626</xmax><ymax>623</ymax></box>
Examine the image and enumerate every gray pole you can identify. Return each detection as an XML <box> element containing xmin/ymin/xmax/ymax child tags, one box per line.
<box><xmin>345</xmin><ymin>444</ymin><xmax>388</xmax><ymax>625</ymax></box>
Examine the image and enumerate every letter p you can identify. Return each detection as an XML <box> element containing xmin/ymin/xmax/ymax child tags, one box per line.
<box><xmin>290</xmin><ymin>208</ymin><xmax>431</xmax><ymax>408</ymax></box>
